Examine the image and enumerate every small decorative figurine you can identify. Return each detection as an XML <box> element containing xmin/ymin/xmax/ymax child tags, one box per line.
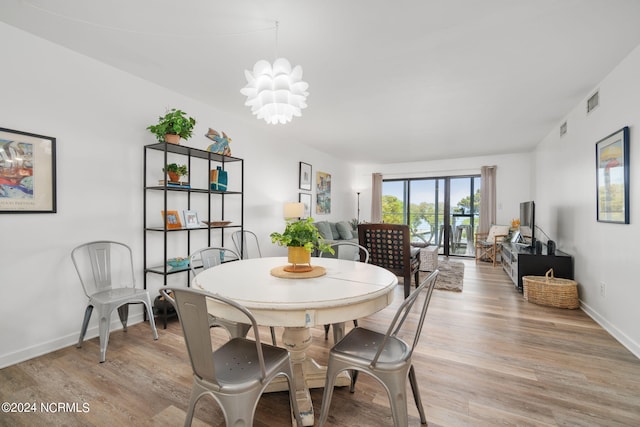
<box><xmin>205</xmin><ymin>128</ymin><xmax>232</xmax><ymax>156</ymax></box>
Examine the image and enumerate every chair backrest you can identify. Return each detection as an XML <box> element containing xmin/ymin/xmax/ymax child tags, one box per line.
<box><xmin>189</xmin><ymin>247</ymin><xmax>240</xmax><ymax>277</ymax></box>
<box><xmin>319</xmin><ymin>241</ymin><xmax>370</xmax><ymax>263</ymax></box>
<box><xmin>71</xmin><ymin>241</ymin><xmax>135</xmax><ymax>297</ymax></box>
<box><xmin>161</xmin><ymin>287</ymin><xmax>267</xmax><ymax>384</ymax></box>
<box><xmin>371</xmin><ymin>269</ymin><xmax>439</xmax><ymax>367</ymax></box>
<box><xmin>486</xmin><ymin>224</ymin><xmax>510</xmax><ymax>242</ymax></box>
<box><xmin>358</xmin><ymin>223</ymin><xmax>412</xmax><ymax>274</ymax></box>
<box><xmin>231</xmin><ymin>230</ymin><xmax>262</xmax><ymax>259</ymax></box>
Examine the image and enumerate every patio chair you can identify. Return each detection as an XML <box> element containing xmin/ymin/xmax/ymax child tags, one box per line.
<box><xmin>475</xmin><ymin>224</ymin><xmax>510</xmax><ymax>266</ymax></box>
<box><xmin>319</xmin><ymin>241</ymin><xmax>370</xmax><ymax>341</ymax></box>
<box><xmin>72</xmin><ymin>241</ymin><xmax>158</xmax><ymax>363</ymax></box>
<box><xmin>358</xmin><ymin>223</ymin><xmax>421</xmax><ymax>298</ymax></box>
<box><xmin>318</xmin><ymin>269</ymin><xmax>439</xmax><ymax>426</ymax></box>
<box><xmin>161</xmin><ymin>287</ymin><xmax>302</xmax><ymax>427</ymax></box>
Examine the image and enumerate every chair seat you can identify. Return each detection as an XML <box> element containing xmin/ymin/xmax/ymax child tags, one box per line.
<box><xmin>332</xmin><ymin>328</ymin><xmax>410</xmax><ymax>367</ymax></box>
<box><xmin>213</xmin><ymin>338</ymin><xmax>290</xmax><ymax>388</ymax></box>
<box><xmin>90</xmin><ymin>287</ymin><xmax>151</xmax><ymax>305</ymax></box>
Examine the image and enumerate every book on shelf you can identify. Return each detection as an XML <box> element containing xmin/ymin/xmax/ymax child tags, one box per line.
<box><xmin>158</xmin><ymin>180</ymin><xmax>190</xmax><ymax>188</ymax></box>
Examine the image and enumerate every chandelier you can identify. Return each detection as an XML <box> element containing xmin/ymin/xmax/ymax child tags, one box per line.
<box><xmin>240</xmin><ymin>23</ymin><xmax>309</xmax><ymax>125</ymax></box>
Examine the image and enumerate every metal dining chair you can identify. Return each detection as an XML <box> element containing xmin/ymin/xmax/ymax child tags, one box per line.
<box><xmin>189</xmin><ymin>247</ymin><xmax>277</xmax><ymax>346</ymax></box>
<box><xmin>231</xmin><ymin>229</ymin><xmax>262</xmax><ymax>259</ymax></box>
<box><xmin>318</xmin><ymin>269</ymin><xmax>439</xmax><ymax>426</ymax></box>
<box><xmin>161</xmin><ymin>287</ymin><xmax>302</xmax><ymax>427</ymax></box>
<box><xmin>319</xmin><ymin>241</ymin><xmax>370</xmax><ymax>341</ymax></box>
<box><xmin>72</xmin><ymin>240</ymin><xmax>158</xmax><ymax>363</ymax></box>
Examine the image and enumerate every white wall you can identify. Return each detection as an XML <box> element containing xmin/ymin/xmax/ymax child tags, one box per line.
<box><xmin>354</xmin><ymin>152</ymin><xmax>532</xmax><ymax>226</ymax></box>
<box><xmin>0</xmin><ymin>22</ymin><xmax>355</xmax><ymax>367</ymax></box>
<box><xmin>534</xmin><ymin>44</ymin><xmax>640</xmax><ymax>357</ymax></box>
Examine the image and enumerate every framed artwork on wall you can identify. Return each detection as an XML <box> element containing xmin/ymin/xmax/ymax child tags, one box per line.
<box><xmin>299</xmin><ymin>162</ymin><xmax>312</xmax><ymax>191</ymax></box>
<box><xmin>299</xmin><ymin>193</ymin><xmax>312</xmax><ymax>218</ymax></box>
<box><xmin>0</xmin><ymin>127</ymin><xmax>56</xmax><ymax>213</ymax></box>
<box><xmin>596</xmin><ymin>126</ymin><xmax>629</xmax><ymax>224</ymax></box>
<box><xmin>316</xmin><ymin>171</ymin><xmax>331</xmax><ymax>214</ymax></box>
<box><xmin>162</xmin><ymin>210</ymin><xmax>183</xmax><ymax>229</ymax></box>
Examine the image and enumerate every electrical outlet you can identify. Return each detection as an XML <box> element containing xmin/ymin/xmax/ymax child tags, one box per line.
<box><xmin>600</xmin><ymin>282</ymin><xmax>606</xmax><ymax>297</ymax></box>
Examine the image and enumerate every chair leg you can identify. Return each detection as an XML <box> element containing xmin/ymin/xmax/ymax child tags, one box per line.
<box><xmin>117</xmin><ymin>304</ymin><xmax>129</xmax><ymax>331</ymax></box>
<box><xmin>270</xmin><ymin>326</ymin><xmax>277</xmax><ymax>346</ymax></box>
<box><xmin>409</xmin><ymin>364</ymin><xmax>427</xmax><ymax>424</ymax></box>
<box><xmin>142</xmin><ymin>298</ymin><xmax>159</xmax><ymax>340</ymax></box>
<box><xmin>77</xmin><ymin>305</ymin><xmax>93</xmax><ymax>348</ymax></box>
<box><xmin>404</xmin><ymin>272</ymin><xmax>411</xmax><ymax>298</ymax></box>
<box><xmin>318</xmin><ymin>365</ymin><xmax>340</xmax><ymax>427</ymax></box>
<box><xmin>324</xmin><ymin>324</ymin><xmax>330</xmax><ymax>340</ymax></box>
<box><xmin>349</xmin><ymin>370</ymin><xmax>359</xmax><ymax>393</ymax></box>
<box><xmin>97</xmin><ymin>308</ymin><xmax>111</xmax><ymax>363</ymax></box>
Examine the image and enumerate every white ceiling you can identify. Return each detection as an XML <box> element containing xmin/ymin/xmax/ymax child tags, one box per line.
<box><xmin>3</xmin><ymin>0</ymin><xmax>640</xmax><ymax>164</ymax></box>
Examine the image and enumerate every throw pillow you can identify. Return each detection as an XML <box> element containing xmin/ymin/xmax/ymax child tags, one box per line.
<box><xmin>314</xmin><ymin>221</ymin><xmax>333</xmax><ymax>240</ymax></box>
<box><xmin>328</xmin><ymin>222</ymin><xmax>341</xmax><ymax>239</ymax></box>
<box><xmin>336</xmin><ymin>221</ymin><xmax>353</xmax><ymax>240</ymax></box>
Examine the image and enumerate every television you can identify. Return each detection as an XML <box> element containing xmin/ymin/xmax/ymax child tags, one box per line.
<box><xmin>519</xmin><ymin>201</ymin><xmax>535</xmax><ymax>247</ymax></box>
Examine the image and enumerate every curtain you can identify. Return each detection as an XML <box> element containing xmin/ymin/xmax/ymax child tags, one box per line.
<box><xmin>371</xmin><ymin>173</ymin><xmax>383</xmax><ymax>223</ymax></box>
<box><xmin>479</xmin><ymin>166</ymin><xmax>497</xmax><ymax>234</ymax></box>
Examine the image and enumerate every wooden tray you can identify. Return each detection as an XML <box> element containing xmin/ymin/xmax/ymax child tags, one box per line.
<box><xmin>270</xmin><ymin>265</ymin><xmax>326</xmax><ymax>279</ymax></box>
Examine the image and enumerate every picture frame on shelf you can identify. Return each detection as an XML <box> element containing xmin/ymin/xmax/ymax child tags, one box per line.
<box><xmin>299</xmin><ymin>193</ymin><xmax>312</xmax><ymax>218</ymax></box>
<box><xmin>161</xmin><ymin>210</ymin><xmax>182</xmax><ymax>229</ymax></box>
<box><xmin>596</xmin><ymin>126</ymin><xmax>629</xmax><ymax>224</ymax></box>
<box><xmin>0</xmin><ymin>127</ymin><xmax>56</xmax><ymax>213</ymax></box>
<box><xmin>183</xmin><ymin>210</ymin><xmax>200</xmax><ymax>228</ymax></box>
<box><xmin>299</xmin><ymin>162</ymin><xmax>312</xmax><ymax>191</ymax></box>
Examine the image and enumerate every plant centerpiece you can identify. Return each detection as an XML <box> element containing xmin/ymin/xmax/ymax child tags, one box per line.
<box><xmin>147</xmin><ymin>108</ymin><xmax>196</xmax><ymax>144</ymax></box>
<box><xmin>163</xmin><ymin>163</ymin><xmax>188</xmax><ymax>183</ymax></box>
<box><xmin>270</xmin><ymin>217</ymin><xmax>334</xmax><ymax>272</ymax></box>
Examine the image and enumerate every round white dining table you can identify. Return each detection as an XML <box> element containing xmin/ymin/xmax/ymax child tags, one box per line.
<box><xmin>192</xmin><ymin>256</ymin><xmax>398</xmax><ymax>426</ymax></box>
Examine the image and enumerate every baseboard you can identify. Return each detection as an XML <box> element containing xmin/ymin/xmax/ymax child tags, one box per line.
<box><xmin>580</xmin><ymin>300</ymin><xmax>640</xmax><ymax>359</ymax></box>
<box><xmin>0</xmin><ymin>313</ymin><xmax>145</xmax><ymax>369</ymax></box>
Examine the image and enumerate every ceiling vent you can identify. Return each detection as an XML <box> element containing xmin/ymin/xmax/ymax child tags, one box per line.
<box><xmin>560</xmin><ymin>121</ymin><xmax>567</xmax><ymax>137</ymax></box>
<box><xmin>587</xmin><ymin>91</ymin><xmax>599</xmax><ymax>113</ymax></box>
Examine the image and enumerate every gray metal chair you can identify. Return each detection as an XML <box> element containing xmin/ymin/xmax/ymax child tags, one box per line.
<box><xmin>189</xmin><ymin>247</ymin><xmax>277</xmax><ymax>346</ymax></box>
<box><xmin>231</xmin><ymin>229</ymin><xmax>262</xmax><ymax>259</ymax></box>
<box><xmin>161</xmin><ymin>287</ymin><xmax>303</xmax><ymax>427</ymax></box>
<box><xmin>318</xmin><ymin>269</ymin><xmax>439</xmax><ymax>427</ymax></box>
<box><xmin>319</xmin><ymin>241</ymin><xmax>370</xmax><ymax>341</ymax></box>
<box><xmin>72</xmin><ymin>240</ymin><xmax>158</xmax><ymax>363</ymax></box>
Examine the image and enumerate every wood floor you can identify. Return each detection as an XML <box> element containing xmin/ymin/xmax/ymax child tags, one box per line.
<box><xmin>2</xmin><ymin>259</ymin><xmax>640</xmax><ymax>426</ymax></box>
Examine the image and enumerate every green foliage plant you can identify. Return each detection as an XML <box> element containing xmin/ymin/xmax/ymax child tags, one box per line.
<box><xmin>270</xmin><ymin>217</ymin><xmax>335</xmax><ymax>254</ymax></box>
<box><xmin>163</xmin><ymin>163</ymin><xmax>188</xmax><ymax>177</ymax></box>
<box><xmin>147</xmin><ymin>108</ymin><xmax>196</xmax><ymax>142</ymax></box>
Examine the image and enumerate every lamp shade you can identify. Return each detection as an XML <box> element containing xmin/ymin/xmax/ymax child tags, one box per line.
<box><xmin>283</xmin><ymin>202</ymin><xmax>305</xmax><ymax>219</ymax></box>
<box><xmin>240</xmin><ymin>58</ymin><xmax>309</xmax><ymax>125</ymax></box>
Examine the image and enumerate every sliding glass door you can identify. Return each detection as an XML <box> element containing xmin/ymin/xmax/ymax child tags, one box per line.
<box><xmin>382</xmin><ymin>175</ymin><xmax>480</xmax><ymax>257</ymax></box>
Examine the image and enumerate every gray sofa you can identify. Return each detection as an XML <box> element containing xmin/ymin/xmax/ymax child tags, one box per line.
<box><xmin>313</xmin><ymin>220</ymin><xmax>359</xmax><ymax>258</ymax></box>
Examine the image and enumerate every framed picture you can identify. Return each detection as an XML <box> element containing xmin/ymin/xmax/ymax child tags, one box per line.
<box><xmin>316</xmin><ymin>171</ymin><xmax>331</xmax><ymax>214</ymax></box>
<box><xmin>0</xmin><ymin>127</ymin><xmax>56</xmax><ymax>213</ymax></box>
<box><xmin>596</xmin><ymin>126</ymin><xmax>629</xmax><ymax>224</ymax></box>
<box><xmin>162</xmin><ymin>210</ymin><xmax>182</xmax><ymax>229</ymax></box>
<box><xmin>299</xmin><ymin>162</ymin><xmax>312</xmax><ymax>191</ymax></box>
<box><xmin>299</xmin><ymin>193</ymin><xmax>312</xmax><ymax>218</ymax></box>
<box><xmin>183</xmin><ymin>210</ymin><xmax>200</xmax><ymax>228</ymax></box>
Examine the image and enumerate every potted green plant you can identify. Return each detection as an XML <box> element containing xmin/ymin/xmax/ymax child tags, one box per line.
<box><xmin>270</xmin><ymin>217</ymin><xmax>334</xmax><ymax>272</ymax></box>
<box><xmin>163</xmin><ymin>163</ymin><xmax>188</xmax><ymax>182</ymax></box>
<box><xmin>147</xmin><ymin>108</ymin><xmax>196</xmax><ymax>144</ymax></box>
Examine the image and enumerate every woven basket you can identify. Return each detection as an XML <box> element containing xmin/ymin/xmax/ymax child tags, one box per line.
<box><xmin>523</xmin><ymin>269</ymin><xmax>579</xmax><ymax>309</ymax></box>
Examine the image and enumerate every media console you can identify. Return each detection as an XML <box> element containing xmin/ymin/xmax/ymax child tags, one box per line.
<box><xmin>501</xmin><ymin>242</ymin><xmax>574</xmax><ymax>292</ymax></box>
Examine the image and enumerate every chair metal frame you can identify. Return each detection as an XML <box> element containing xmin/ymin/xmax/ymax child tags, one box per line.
<box><xmin>319</xmin><ymin>241</ymin><xmax>370</xmax><ymax>341</ymax></box>
<box><xmin>72</xmin><ymin>240</ymin><xmax>158</xmax><ymax>363</ymax></box>
<box><xmin>189</xmin><ymin>246</ymin><xmax>277</xmax><ymax>346</ymax></box>
<box><xmin>358</xmin><ymin>223</ymin><xmax>421</xmax><ymax>298</ymax></box>
<box><xmin>231</xmin><ymin>229</ymin><xmax>262</xmax><ymax>259</ymax></box>
<box><xmin>318</xmin><ymin>269</ymin><xmax>439</xmax><ymax>426</ymax></box>
<box><xmin>162</xmin><ymin>287</ymin><xmax>302</xmax><ymax>427</ymax></box>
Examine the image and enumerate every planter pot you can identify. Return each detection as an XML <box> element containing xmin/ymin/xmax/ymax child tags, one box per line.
<box><xmin>167</xmin><ymin>171</ymin><xmax>180</xmax><ymax>182</ymax></box>
<box><xmin>284</xmin><ymin>246</ymin><xmax>313</xmax><ymax>273</ymax></box>
<box><xmin>164</xmin><ymin>134</ymin><xmax>181</xmax><ymax>144</ymax></box>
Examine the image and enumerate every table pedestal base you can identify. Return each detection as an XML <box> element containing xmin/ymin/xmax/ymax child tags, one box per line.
<box><xmin>265</xmin><ymin>326</ymin><xmax>350</xmax><ymax>426</ymax></box>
